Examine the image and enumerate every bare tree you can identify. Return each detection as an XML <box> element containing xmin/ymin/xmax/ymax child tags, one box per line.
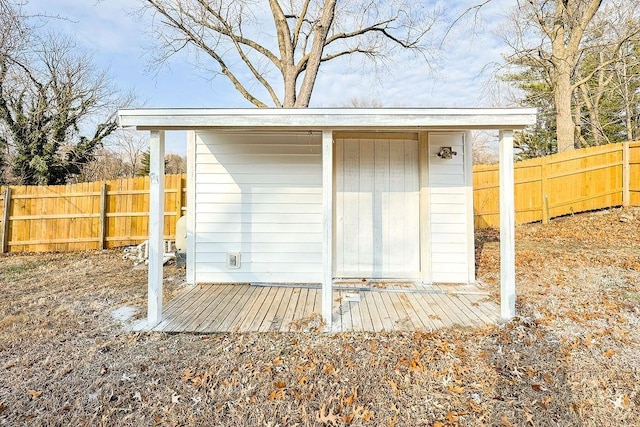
<box><xmin>76</xmin><ymin>148</ymin><xmax>131</xmax><ymax>182</ymax></box>
<box><xmin>142</xmin><ymin>0</ymin><xmax>441</xmax><ymax>108</ymax></box>
<box><xmin>501</xmin><ymin>0</ymin><xmax>640</xmax><ymax>152</ymax></box>
<box><xmin>472</xmin><ymin>131</ymin><xmax>499</xmax><ymax>164</ymax></box>
<box><xmin>165</xmin><ymin>153</ymin><xmax>186</xmax><ymax>174</ymax></box>
<box><xmin>0</xmin><ymin>0</ymin><xmax>29</xmax><ymax>182</ymax></box>
<box><xmin>338</xmin><ymin>96</ymin><xmax>384</xmax><ymax>108</ymax></box>
<box><xmin>109</xmin><ymin>129</ymin><xmax>148</xmax><ymax>177</ymax></box>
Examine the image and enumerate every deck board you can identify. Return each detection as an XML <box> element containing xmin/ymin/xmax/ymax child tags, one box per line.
<box><xmin>142</xmin><ymin>283</ymin><xmax>500</xmax><ymax>333</ymax></box>
<box><xmin>357</xmin><ymin>293</ymin><xmax>375</xmax><ymax>332</ymax></box>
<box><xmin>260</xmin><ymin>287</ymin><xmax>287</xmax><ymax>332</ymax></box>
<box><xmin>422</xmin><ymin>294</ymin><xmax>456</xmax><ymax>327</ymax></box>
<box><xmin>199</xmin><ymin>285</ymin><xmax>245</xmax><ymax>332</ymax></box>
<box><xmin>214</xmin><ymin>284</ymin><xmax>252</xmax><ymax>332</ymax></box>
<box><xmin>179</xmin><ymin>285</ymin><xmax>230</xmax><ymax>332</ymax></box>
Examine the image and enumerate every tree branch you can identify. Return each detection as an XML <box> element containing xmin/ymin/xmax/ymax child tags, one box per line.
<box><xmin>147</xmin><ymin>0</ymin><xmax>270</xmax><ymax>107</ymax></box>
<box><xmin>292</xmin><ymin>0</ymin><xmax>311</xmax><ymax>47</ymax></box>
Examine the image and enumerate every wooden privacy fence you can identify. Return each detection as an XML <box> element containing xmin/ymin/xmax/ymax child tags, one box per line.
<box><xmin>474</xmin><ymin>141</ymin><xmax>640</xmax><ymax>228</ymax></box>
<box><xmin>0</xmin><ymin>142</ymin><xmax>639</xmax><ymax>252</ymax></box>
<box><xmin>0</xmin><ymin>175</ymin><xmax>186</xmax><ymax>253</ymax></box>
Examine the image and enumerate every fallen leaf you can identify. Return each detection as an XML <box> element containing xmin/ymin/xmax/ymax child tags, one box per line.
<box><xmin>362</xmin><ymin>409</ymin><xmax>374</xmax><ymax>421</ymax></box>
<box><xmin>182</xmin><ymin>369</ymin><xmax>194</xmax><ymax>381</ymax></box>
<box><xmin>323</xmin><ymin>363</ymin><xmax>335</xmax><ymax>375</ymax></box>
<box><xmin>539</xmin><ymin>395</ymin><xmax>552</xmax><ymax>410</ymax></box>
<box><xmin>317</xmin><ymin>401</ymin><xmax>339</xmax><ymax>425</ymax></box>
<box><xmin>445</xmin><ymin>411</ymin><xmax>459</xmax><ymax>422</ymax></box>
<box><xmin>297</xmin><ymin>376</ymin><xmax>308</xmax><ymax>385</ymax></box>
<box><xmin>27</xmin><ymin>390</ymin><xmax>42</xmax><ymax>399</ymax></box>
<box><xmin>531</xmin><ymin>383</ymin><xmax>542</xmax><ymax>392</ymax></box>
<box><xmin>524</xmin><ymin>408</ymin><xmax>534</xmax><ymax>425</ymax></box>
<box><xmin>0</xmin><ymin>402</ymin><xmax>6</xmax><ymax>413</ymax></box>
<box><xmin>543</xmin><ymin>373</ymin><xmax>553</xmax><ymax>384</ymax></box>
<box><xmin>342</xmin><ymin>413</ymin><xmax>354</xmax><ymax>424</ymax></box>
<box><xmin>268</xmin><ymin>389</ymin><xmax>285</xmax><ymax>401</ymax></box>
<box><xmin>603</xmin><ymin>349</ymin><xmax>616</xmax><ymax>358</ymax></box>
<box><xmin>343</xmin><ymin>387</ymin><xmax>358</xmax><ymax>406</ymax></box>
<box><xmin>274</xmin><ymin>381</ymin><xmax>286</xmax><ymax>389</ymax></box>
<box><xmin>409</xmin><ymin>357</ymin><xmax>424</xmax><ymax>372</ymax></box>
<box><xmin>448</xmin><ymin>384</ymin><xmax>464</xmax><ymax>394</ymax></box>
<box><xmin>433</xmin><ymin>422</ymin><xmax>444</xmax><ymax>427</ymax></box>
<box><xmin>501</xmin><ymin>415</ymin><xmax>514</xmax><ymax>427</ymax></box>
<box><xmin>610</xmin><ymin>395</ymin><xmax>629</xmax><ymax>409</ymax></box>
<box><xmin>585</xmin><ymin>333</ymin><xmax>592</xmax><ymax>347</ymax></box>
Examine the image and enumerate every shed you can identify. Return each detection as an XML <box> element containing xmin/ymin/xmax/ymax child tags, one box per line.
<box><xmin>118</xmin><ymin>108</ymin><xmax>537</xmax><ymax>330</ymax></box>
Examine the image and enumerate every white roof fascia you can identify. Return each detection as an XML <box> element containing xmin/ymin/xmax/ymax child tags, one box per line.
<box><xmin>118</xmin><ymin>108</ymin><xmax>537</xmax><ymax>131</ymax></box>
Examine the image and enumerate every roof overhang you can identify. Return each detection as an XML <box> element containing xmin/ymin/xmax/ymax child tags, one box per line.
<box><xmin>117</xmin><ymin>108</ymin><xmax>537</xmax><ymax>131</ymax></box>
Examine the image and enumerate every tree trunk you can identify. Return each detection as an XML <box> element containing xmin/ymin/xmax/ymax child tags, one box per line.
<box><xmin>555</xmin><ymin>64</ymin><xmax>576</xmax><ymax>152</ymax></box>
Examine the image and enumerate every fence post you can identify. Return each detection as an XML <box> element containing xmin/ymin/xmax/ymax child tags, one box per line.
<box><xmin>99</xmin><ymin>183</ymin><xmax>107</xmax><ymax>249</ymax></box>
<box><xmin>540</xmin><ymin>156</ymin><xmax>549</xmax><ymax>224</ymax></box>
<box><xmin>623</xmin><ymin>141</ymin><xmax>630</xmax><ymax>207</ymax></box>
<box><xmin>1</xmin><ymin>187</ymin><xmax>11</xmax><ymax>253</ymax></box>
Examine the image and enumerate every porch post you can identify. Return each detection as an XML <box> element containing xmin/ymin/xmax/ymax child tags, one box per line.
<box><xmin>499</xmin><ymin>130</ymin><xmax>516</xmax><ymax>320</ymax></box>
<box><xmin>321</xmin><ymin>130</ymin><xmax>334</xmax><ymax>328</ymax></box>
<box><xmin>148</xmin><ymin>130</ymin><xmax>165</xmax><ymax>327</ymax></box>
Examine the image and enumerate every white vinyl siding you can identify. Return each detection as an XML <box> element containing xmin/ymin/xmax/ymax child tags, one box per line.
<box><xmin>334</xmin><ymin>138</ymin><xmax>420</xmax><ymax>278</ymax></box>
<box><xmin>428</xmin><ymin>133</ymin><xmax>471</xmax><ymax>283</ymax></box>
<box><xmin>193</xmin><ymin>131</ymin><xmax>323</xmax><ymax>283</ymax></box>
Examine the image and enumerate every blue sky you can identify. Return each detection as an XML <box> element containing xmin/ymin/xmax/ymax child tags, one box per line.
<box><xmin>22</xmin><ymin>0</ymin><xmax>513</xmax><ymax>153</ymax></box>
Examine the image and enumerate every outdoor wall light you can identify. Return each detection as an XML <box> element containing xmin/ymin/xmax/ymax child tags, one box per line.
<box><xmin>437</xmin><ymin>146</ymin><xmax>457</xmax><ymax>159</ymax></box>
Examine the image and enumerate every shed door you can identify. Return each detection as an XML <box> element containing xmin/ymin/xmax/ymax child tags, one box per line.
<box><xmin>335</xmin><ymin>138</ymin><xmax>420</xmax><ymax>278</ymax></box>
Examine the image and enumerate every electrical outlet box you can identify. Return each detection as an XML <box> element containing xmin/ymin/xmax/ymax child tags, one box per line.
<box><xmin>226</xmin><ymin>252</ymin><xmax>241</xmax><ymax>269</ymax></box>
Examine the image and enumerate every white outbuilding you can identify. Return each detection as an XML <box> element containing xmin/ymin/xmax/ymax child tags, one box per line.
<box><xmin>118</xmin><ymin>108</ymin><xmax>537</xmax><ymax>330</ymax></box>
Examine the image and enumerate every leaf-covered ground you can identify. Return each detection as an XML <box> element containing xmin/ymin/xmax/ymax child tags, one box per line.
<box><xmin>1</xmin><ymin>208</ymin><xmax>639</xmax><ymax>426</ymax></box>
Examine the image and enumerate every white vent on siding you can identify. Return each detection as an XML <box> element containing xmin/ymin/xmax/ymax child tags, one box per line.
<box><xmin>226</xmin><ymin>253</ymin><xmax>241</xmax><ymax>269</ymax></box>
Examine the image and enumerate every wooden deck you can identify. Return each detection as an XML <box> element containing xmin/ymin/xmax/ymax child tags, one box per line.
<box><xmin>134</xmin><ymin>283</ymin><xmax>500</xmax><ymax>333</ymax></box>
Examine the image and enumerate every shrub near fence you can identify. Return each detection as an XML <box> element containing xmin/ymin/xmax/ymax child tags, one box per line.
<box><xmin>0</xmin><ymin>143</ymin><xmax>639</xmax><ymax>253</ymax></box>
<box><xmin>0</xmin><ymin>174</ymin><xmax>186</xmax><ymax>253</ymax></box>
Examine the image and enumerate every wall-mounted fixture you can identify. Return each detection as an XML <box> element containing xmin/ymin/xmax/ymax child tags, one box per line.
<box><xmin>437</xmin><ymin>146</ymin><xmax>457</xmax><ymax>159</ymax></box>
<box><xmin>227</xmin><ymin>252</ymin><xmax>241</xmax><ymax>268</ymax></box>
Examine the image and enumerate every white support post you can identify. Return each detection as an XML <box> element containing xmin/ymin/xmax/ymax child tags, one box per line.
<box><xmin>499</xmin><ymin>130</ymin><xmax>516</xmax><ymax>320</ymax></box>
<box><xmin>464</xmin><ymin>131</ymin><xmax>476</xmax><ymax>284</ymax></box>
<box><xmin>148</xmin><ymin>130</ymin><xmax>165</xmax><ymax>327</ymax></box>
<box><xmin>186</xmin><ymin>130</ymin><xmax>196</xmax><ymax>285</ymax></box>
<box><xmin>321</xmin><ymin>130</ymin><xmax>334</xmax><ymax>329</ymax></box>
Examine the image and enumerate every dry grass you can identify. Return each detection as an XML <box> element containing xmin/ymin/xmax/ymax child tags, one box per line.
<box><xmin>1</xmin><ymin>207</ymin><xmax>639</xmax><ymax>426</ymax></box>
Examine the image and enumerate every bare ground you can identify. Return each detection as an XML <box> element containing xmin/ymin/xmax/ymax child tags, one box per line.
<box><xmin>1</xmin><ymin>208</ymin><xmax>639</xmax><ymax>426</ymax></box>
